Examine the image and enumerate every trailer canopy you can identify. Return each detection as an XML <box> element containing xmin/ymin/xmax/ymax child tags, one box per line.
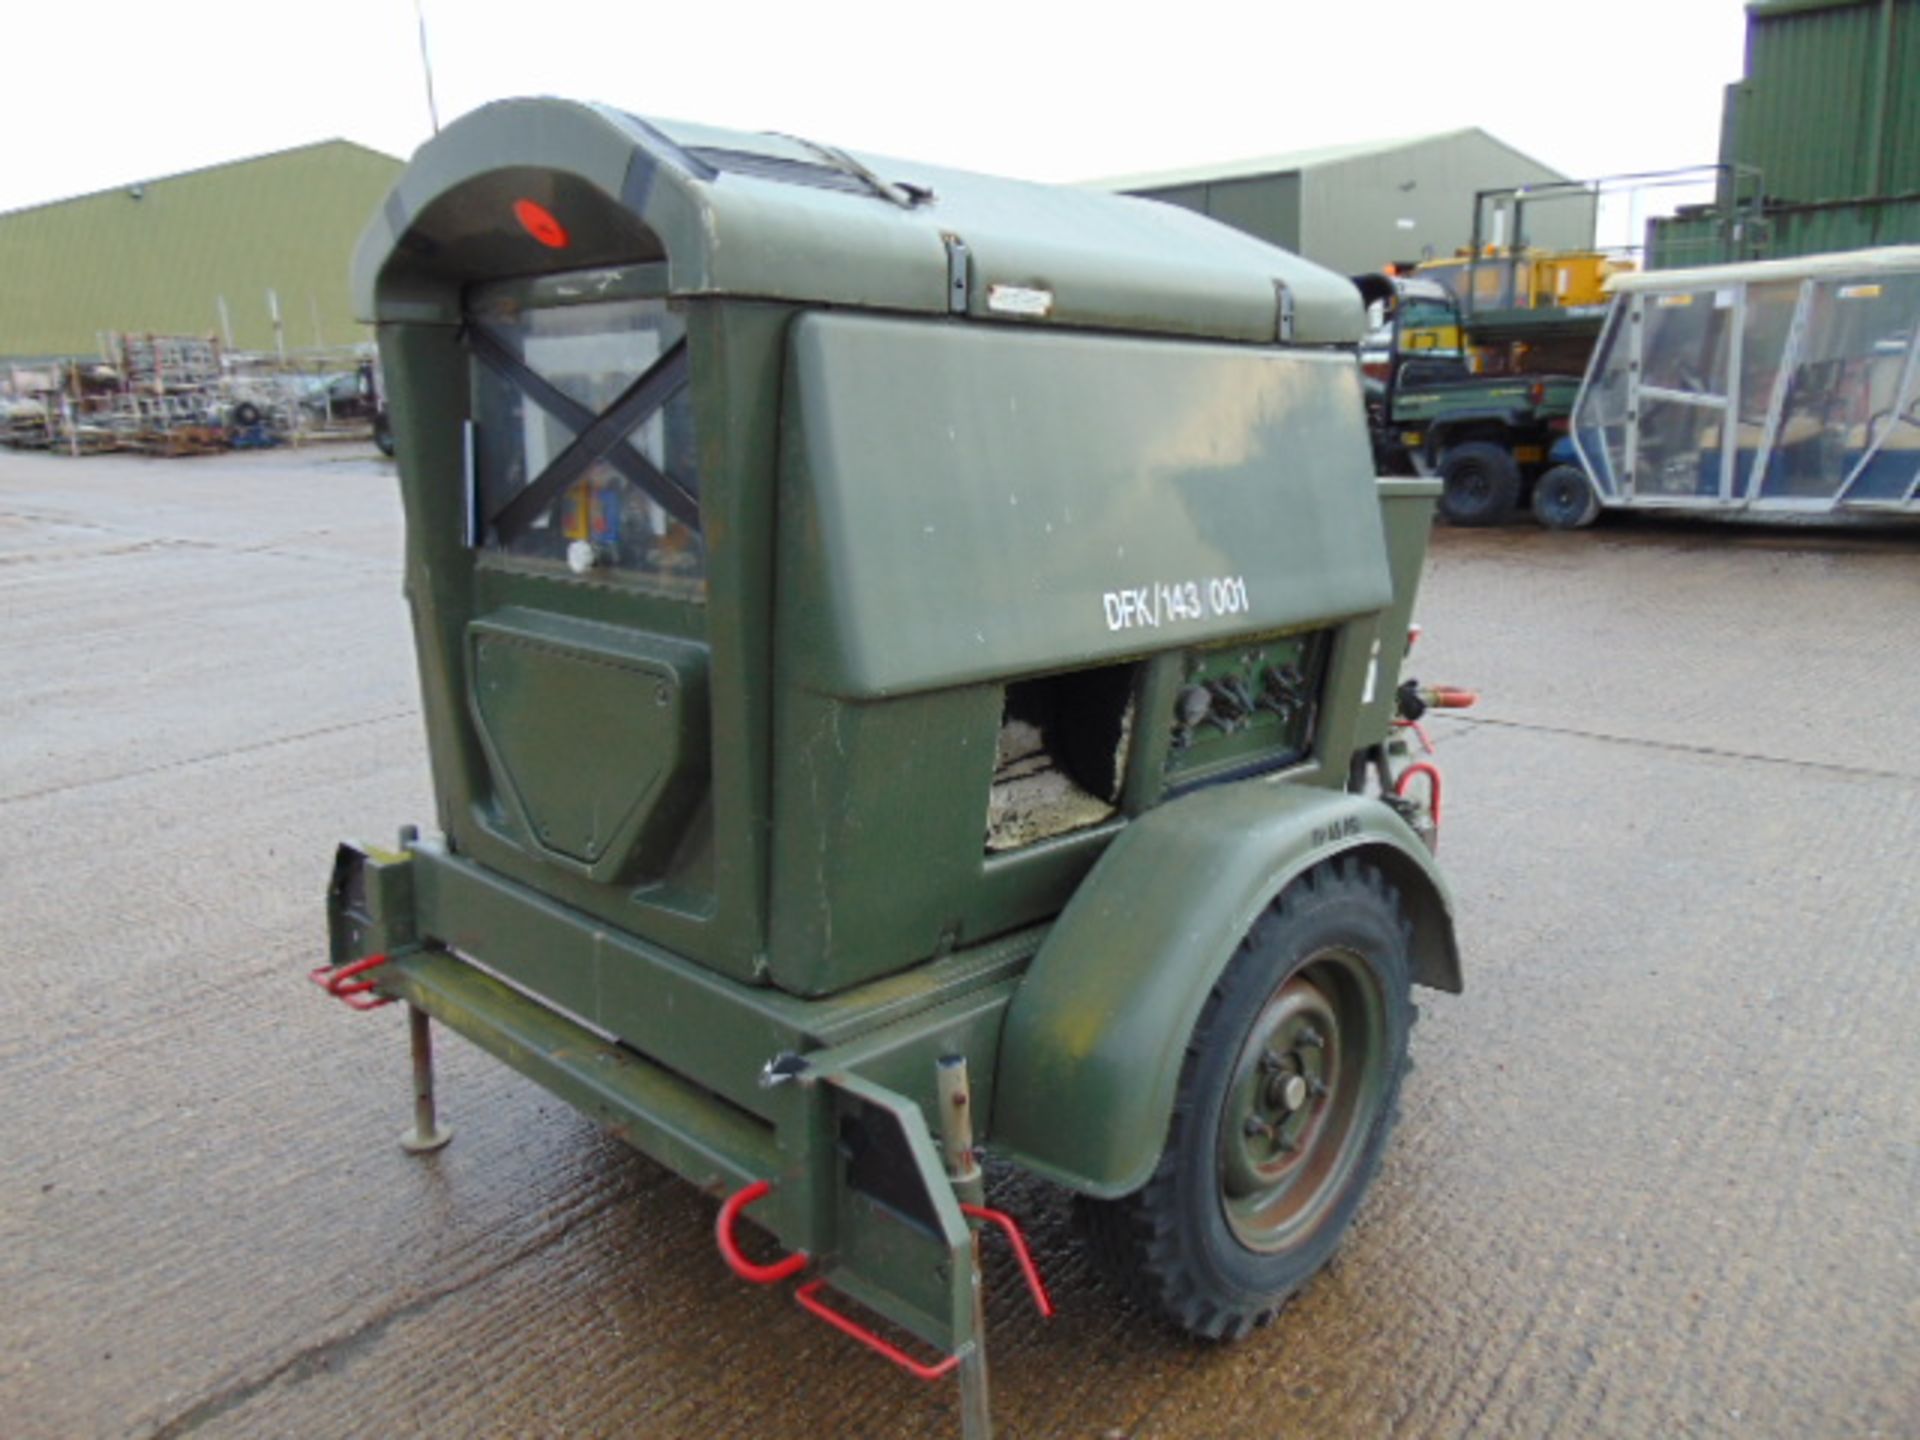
<box><xmin>353</xmin><ymin>99</ymin><xmax>1361</xmax><ymax>347</ymax></box>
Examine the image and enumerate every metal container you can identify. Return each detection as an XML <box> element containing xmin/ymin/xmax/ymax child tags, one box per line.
<box><xmin>1651</xmin><ymin>1</ymin><xmax>1920</xmax><ymax>266</ymax></box>
<box><xmin>1653</xmin><ymin>194</ymin><xmax>1920</xmax><ymax>268</ymax></box>
<box><xmin>1738</xmin><ymin>0</ymin><xmax>1920</xmax><ymax>203</ymax></box>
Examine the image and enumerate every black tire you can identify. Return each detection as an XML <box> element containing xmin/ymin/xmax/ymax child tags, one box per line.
<box><xmin>1532</xmin><ymin>463</ymin><xmax>1600</xmax><ymax>530</ymax></box>
<box><xmin>372</xmin><ymin>409</ymin><xmax>395</xmax><ymax>458</ymax></box>
<box><xmin>1436</xmin><ymin>441</ymin><xmax>1522</xmax><ymax>526</ymax></box>
<box><xmin>1077</xmin><ymin>858</ymin><xmax>1414</xmax><ymax>1340</ymax></box>
<box><xmin>230</xmin><ymin>401</ymin><xmax>263</xmax><ymax>429</ymax></box>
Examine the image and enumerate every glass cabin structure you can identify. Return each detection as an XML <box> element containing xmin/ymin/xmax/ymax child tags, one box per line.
<box><xmin>1573</xmin><ymin>246</ymin><xmax>1920</xmax><ymax>515</ymax></box>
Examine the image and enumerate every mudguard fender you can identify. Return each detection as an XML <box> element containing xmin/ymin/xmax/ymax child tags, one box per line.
<box><xmin>991</xmin><ymin>781</ymin><xmax>1459</xmax><ymax>1199</ymax></box>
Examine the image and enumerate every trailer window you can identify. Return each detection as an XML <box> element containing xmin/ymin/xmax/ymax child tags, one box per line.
<box><xmin>1640</xmin><ymin>290</ymin><xmax>1732</xmax><ymax>396</ymax></box>
<box><xmin>1762</xmin><ymin>276</ymin><xmax>1920</xmax><ymax>502</ymax></box>
<box><xmin>1732</xmin><ymin>282</ymin><xmax>1801</xmax><ymax>494</ymax></box>
<box><xmin>469</xmin><ymin>297</ymin><xmax>705</xmax><ymax>596</ymax></box>
<box><xmin>1573</xmin><ymin>306</ymin><xmax>1630</xmax><ymax>497</ymax></box>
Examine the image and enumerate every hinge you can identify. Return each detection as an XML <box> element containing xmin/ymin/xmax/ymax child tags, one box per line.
<box><xmin>1274</xmin><ymin>280</ymin><xmax>1296</xmax><ymax>343</ymax></box>
<box><xmin>461</xmin><ymin>419</ymin><xmax>481</xmax><ymax>547</ymax></box>
<box><xmin>943</xmin><ymin>232</ymin><xmax>970</xmax><ymax>314</ymax></box>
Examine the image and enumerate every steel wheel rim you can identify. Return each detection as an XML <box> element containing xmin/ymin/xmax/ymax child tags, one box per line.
<box><xmin>1454</xmin><ymin>463</ymin><xmax>1491</xmax><ymax>504</ymax></box>
<box><xmin>1217</xmin><ymin>947</ymin><xmax>1386</xmax><ymax>1253</ymax></box>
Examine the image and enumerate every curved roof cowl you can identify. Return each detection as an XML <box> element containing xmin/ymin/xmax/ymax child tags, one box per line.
<box><xmin>354</xmin><ymin>98</ymin><xmax>1363</xmax><ymax>347</ymax></box>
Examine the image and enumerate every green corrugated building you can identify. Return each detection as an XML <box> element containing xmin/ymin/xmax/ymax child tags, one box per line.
<box><xmin>1652</xmin><ymin>0</ymin><xmax>1920</xmax><ymax>265</ymax></box>
<box><xmin>0</xmin><ymin>140</ymin><xmax>402</xmax><ymax>364</ymax></box>
<box><xmin>1086</xmin><ymin>130</ymin><xmax>1582</xmax><ymax>275</ymax></box>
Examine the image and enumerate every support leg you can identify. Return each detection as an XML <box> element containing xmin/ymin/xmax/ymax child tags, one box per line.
<box><xmin>399</xmin><ymin>1002</ymin><xmax>453</xmax><ymax>1154</ymax></box>
<box><xmin>937</xmin><ymin>1056</ymin><xmax>991</xmax><ymax>1440</ymax></box>
<box><xmin>956</xmin><ymin>1329</ymin><xmax>991</xmax><ymax>1440</ymax></box>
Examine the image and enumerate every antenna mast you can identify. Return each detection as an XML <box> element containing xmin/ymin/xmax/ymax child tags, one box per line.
<box><xmin>414</xmin><ymin>0</ymin><xmax>441</xmax><ymax>134</ymax></box>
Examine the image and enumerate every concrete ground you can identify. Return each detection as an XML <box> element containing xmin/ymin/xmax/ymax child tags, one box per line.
<box><xmin>2</xmin><ymin>445</ymin><xmax>1915</xmax><ymax>1439</ymax></box>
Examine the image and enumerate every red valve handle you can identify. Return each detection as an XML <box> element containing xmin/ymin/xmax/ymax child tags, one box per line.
<box><xmin>1395</xmin><ymin>761</ymin><xmax>1444</xmax><ymax>829</ymax></box>
<box><xmin>794</xmin><ymin>1280</ymin><xmax>962</xmax><ymax>1381</ymax></box>
<box><xmin>307</xmin><ymin>953</ymin><xmax>396</xmax><ymax>1011</ymax></box>
<box><xmin>959</xmin><ymin>1203</ymin><xmax>1054</xmax><ymax>1318</ymax></box>
<box><xmin>715</xmin><ymin>1180</ymin><xmax>809</xmax><ymax>1284</ymax></box>
<box><xmin>1425</xmin><ymin>686</ymin><xmax>1479</xmax><ymax>709</ymax></box>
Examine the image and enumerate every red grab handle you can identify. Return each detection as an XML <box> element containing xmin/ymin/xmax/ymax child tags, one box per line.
<box><xmin>959</xmin><ymin>1203</ymin><xmax>1054</xmax><ymax>1318</ymax></box>
<box><xmin>752</xmin><ymin>1195</ymin><xmax>1053</xmax><ymax>1383</ymax></box>
<box><xmin>794</xmin><ymin>1280</ymin><xmax>962</xmax><ymax>1381</ymax></box>
<box><xmin>308</xmin><ymin>953</ymin><xmax>396</xmax><ymax>1011</ymax></box>
<box><xmin>718</xmin><ymin>1180</ymin><xmax>1054</xmax><ymax>1385</ymax></box>
<box><xmin>1395</xmin><ymin>761</ymin><xmax>1444</xmax><ymax>829</ymax></box>
<box><xmin>716</xmin><ymin>1180</ymin><xmax>808</xmax><ymax>1284</ymax></box>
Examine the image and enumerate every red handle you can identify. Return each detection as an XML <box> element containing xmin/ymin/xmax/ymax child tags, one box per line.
<box><xmin>1395</xmin><ymin>761</ymin><xmax>1444</xmax><ymax>829</ymax></box>
<box><xmin>794</xmin><ymin>1280</ymin><xmax>961</xmax><ymax>1381</ymax></box>
<box><xmin>715</xmin><ymin>1180</ymin><xmax>808</xmax><ymax>1284</ymax></box>
<box><xmin>959</xmin><ymin>1203</ymin><xmax>1054</xmax><ymax>1318</ymax></box>
<box><xmin>307</xmin><ymin>953</ymin><xmax>396</xmax><ymax>1011</ymax></box>
<box><xmin>751</xmin><ymin>1194</ymin><xmax>1052</xmax><ymax>1383</ymax></box>
<box><xmin>1425</xmin><ymin>686</ymin><xmax>1479</xmax><ymax>709</ymax></box>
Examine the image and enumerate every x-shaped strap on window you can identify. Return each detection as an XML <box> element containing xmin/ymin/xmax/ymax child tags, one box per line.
<box><xmin>467</xmin><ymin>323</ymin><xmax>700</xmax><ymax>541</ymax></box>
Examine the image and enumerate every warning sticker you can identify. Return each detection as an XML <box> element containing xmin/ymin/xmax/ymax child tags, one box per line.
<box><xmin>987</xmin><ymin>284</ymin><xmax>1054</xmax><ymax>318</ymax></box>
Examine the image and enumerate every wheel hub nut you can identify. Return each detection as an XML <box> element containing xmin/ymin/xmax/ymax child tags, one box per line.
<box><xmin>1278</xmin><ymin>1074</ymin><xmax>1309</xmax><ymax>1112</ymax></box>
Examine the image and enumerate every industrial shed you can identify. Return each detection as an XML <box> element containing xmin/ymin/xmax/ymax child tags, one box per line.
<box><xmin>0</xmin><ymin>140</ymin><xmax>401</xmax><ymax>364</ymax></box>
<box><xmin>1088</xmin><ymin>129</ymin><xmax>1583</xmax><ymax>274</ymax></box>
<box><xmin>1652</xmin><ymin>0</ymin><xmax>1920</xmax><ymax>265</ymax></box>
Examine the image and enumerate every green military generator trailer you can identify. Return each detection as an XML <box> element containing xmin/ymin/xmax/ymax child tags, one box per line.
<box><xmin>316</xmin><ymin>98</ymin><xmax>1464</xmax><ymax>1436</ymax></box>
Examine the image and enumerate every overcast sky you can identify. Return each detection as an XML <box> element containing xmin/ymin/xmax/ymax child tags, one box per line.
<box><xmin>0</xmin><ymin>0</ymin><xmax>1750</xmax><ymax>216</ymax></box>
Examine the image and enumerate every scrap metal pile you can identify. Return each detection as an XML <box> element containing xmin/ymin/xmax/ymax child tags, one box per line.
<box><xmin>1</xmin><ymin>333</ymin><xmax>382</xmax><ymax>456</ymax></box>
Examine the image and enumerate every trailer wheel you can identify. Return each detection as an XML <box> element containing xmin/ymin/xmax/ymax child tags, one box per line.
<box><xmin>1077</xmin><ymin>858</ymin><xmax>1413</xmax><ymax>1340</ymax></box>
<box><xmin>1436</xmin><ymin>441</ymin><xmax>1521</xmax><ymax>525</ymax></box>
<box><xmin>1532</xmin><ymin>464</ymin><xmax>1600</xmax><ymax>529</ymax></box>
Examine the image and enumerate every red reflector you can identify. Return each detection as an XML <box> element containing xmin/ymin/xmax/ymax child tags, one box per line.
<box><xmin>513</xmin><ymin>198</ymin><xmax>569</xmax><ymax>249</ymax></box>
